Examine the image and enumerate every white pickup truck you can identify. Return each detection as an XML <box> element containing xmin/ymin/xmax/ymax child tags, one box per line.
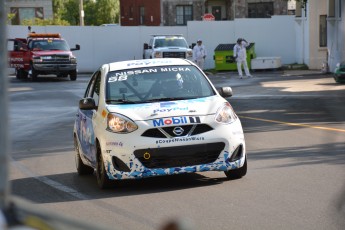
<box><xmin>143</xmin><ymin>35</ymin><xmax>193</xmax><ymax>60</ymax></box>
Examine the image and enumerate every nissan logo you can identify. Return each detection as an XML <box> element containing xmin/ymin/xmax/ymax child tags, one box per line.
<box><xmin>173</xmin><ymin>127</ymin><xmax>184</xmax><ymax>136</ymax></box>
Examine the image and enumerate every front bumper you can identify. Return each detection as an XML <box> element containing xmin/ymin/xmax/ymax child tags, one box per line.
<box><xmin>98</xmin><ymin>119</ymin><xmax>246</xmax><ymax>180</ymax></box>
<box><xmin>33</xmin><ymin>63</ymin><xmax>77</xmax><ymax>74</ymax></box>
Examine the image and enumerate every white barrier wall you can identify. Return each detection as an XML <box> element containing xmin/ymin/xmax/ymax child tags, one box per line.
<box><xmin>7</xmin><ymin>15</ymin><xmax>296</xmax><ymax>73</ymax></box>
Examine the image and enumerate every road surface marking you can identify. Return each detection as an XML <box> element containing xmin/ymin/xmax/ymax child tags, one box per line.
<box><xmin>239</xmin><ymin>115</ymin><xmax>345</xmax><ymax>133</ymax></box>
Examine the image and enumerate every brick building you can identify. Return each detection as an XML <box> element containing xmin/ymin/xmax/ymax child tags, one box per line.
<box><xmin>119</xmin><ymin>0</ymin><xmax>161</xmax><ymax>26</ymax></box>
<box><xmin>120</xmin><ymin>0</ymin><xmax>289</xmax><ymax>26</ymax></box>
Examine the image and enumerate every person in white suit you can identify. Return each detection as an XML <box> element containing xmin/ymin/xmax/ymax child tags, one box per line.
<box><xmin>233</xmin><ymin>38</ymin><xmax>252</xmax><ymax>78</ymax></box>
<box><xmin>193</xmin><ymin>39</ymin><xmax>207</xmax><ymax>70</ymax></box>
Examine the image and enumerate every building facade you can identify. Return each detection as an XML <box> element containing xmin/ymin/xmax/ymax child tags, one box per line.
<box><xmin>295</xmin><ymin>0</ymin><xmax>344</xmax><ymax>70</ymax></box>
<box><xmin>120</xmin><ymin>0</ymin><xmax>289</xmax><ymax>26</ymax></box>
<box><xmin>5</xmin><ymin>0</ymin><xmax>53</xmax><ymax>25</ymax></box>
<box><xmin>119</xmin><ymin>0</ymin><xmax>161</xmax><ymax>26</ymax></box>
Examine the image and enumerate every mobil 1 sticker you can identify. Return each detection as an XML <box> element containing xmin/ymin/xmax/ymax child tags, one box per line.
<box><xmin>152</xmin><ymin>116</ymin><xmax>201</xmax><ymax>127</ymax></box>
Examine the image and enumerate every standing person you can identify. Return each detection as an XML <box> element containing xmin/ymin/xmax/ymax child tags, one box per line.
<box><xmin>193</xmin><ymin>39</ymin><xmax>207</xmax><ymax>70</ymax></box>
<box><xmin>233</xmin><ymin>38</ymin><xmax>252</xmax><ymax>78</ymax></box>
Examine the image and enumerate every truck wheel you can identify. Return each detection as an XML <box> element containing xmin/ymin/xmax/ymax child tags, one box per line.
<box><xmin>30</xmin><ymin>65</ymin><xmax>38</xmax><ymax>82</ymax></box>
<box><xmin>15</xmin><ymin>69</ymin><xmax>22</xmax><ymax>79</ymax></box>
<box><xmin>15</xmin><ymin>69</ymin><xmax>28</xmax><ymax>79</ymax></box>
<box><xmin>70</xmin><ymin>71</ymin><xmax>77</xmax><ymax>81</ymax></box>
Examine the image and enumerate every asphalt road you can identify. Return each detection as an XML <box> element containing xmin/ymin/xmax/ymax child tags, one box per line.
<box><xmin>7</xmin><ymin>71</ymin><xmax>345</xmax><ymax>230</ymax></box>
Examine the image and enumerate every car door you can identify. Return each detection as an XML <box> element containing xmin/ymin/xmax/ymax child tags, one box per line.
<box><xmin>76</xmin><ymin>70</ymin><xmax>101</xmax><ymax>166</ymax></box>
<box><xmin>7</xmin><ymin>39</ymin><xmax>27</xmax><ymax>69</ymax></box>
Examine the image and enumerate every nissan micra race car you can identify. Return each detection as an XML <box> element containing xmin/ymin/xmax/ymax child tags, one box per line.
<box><xmin>73</xmin><ymin>58</ymin><xmax>247</xmax><ymax>188</ymax></box>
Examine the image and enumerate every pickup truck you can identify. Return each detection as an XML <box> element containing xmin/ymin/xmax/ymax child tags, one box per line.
<box><xmin>143</xmin><ymin>35</ymin><xmax>193</xmax><ymax>60</ymax></box>
<box><xmin>8</xmin><ymin>32</ymin><xmax>80</xmax><ymax>81</ymax></box>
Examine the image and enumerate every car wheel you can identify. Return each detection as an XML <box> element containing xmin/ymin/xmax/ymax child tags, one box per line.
<box><xmin>96</xmin><ymin>143</ymin><xmax>113</xmax><ymax>189</ymax></box>
<box><xmin>70</xmin><ymin>71</ymin><xmax>77</xmax><ymax>81</ymax></box>
<box><xmin>74</xmin><ymin>136</ymin><xmax>94</xmax><ymax>175</ymax></box>
<box><xmin>224</xmin><ymin>157</ymin><xmax>247</xmax><ymax>180</ymax></box>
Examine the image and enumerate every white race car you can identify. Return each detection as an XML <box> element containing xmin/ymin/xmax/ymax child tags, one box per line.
<box><xmin>73</xmin><ymin>58</ymin><xmax>247</xmax><ymax>188</ymax></box>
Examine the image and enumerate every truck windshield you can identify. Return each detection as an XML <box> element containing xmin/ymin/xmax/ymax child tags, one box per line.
<box><xmin>154</xmin><ymin>38</ymin><xmax>188</xmax><ymax>48</ymax></box>
<box><xmin>30</xmin><ymin>40</ymin><xmax>70</xmax><ymax>51</ymax></box>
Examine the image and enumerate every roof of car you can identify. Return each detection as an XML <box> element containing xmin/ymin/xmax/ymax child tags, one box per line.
<box><xmin>107</xmin><ymin>58</ymin><xmax>192</xmax><ymax>72</ymax></box>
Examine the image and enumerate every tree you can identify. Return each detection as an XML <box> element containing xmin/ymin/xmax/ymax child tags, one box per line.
<box><xmin>94</xmin><ymin>0</ymin><xmax>119</xmax><ymax>25</ymax></box>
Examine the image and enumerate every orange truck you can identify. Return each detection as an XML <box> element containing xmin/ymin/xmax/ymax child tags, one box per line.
<box><xmin>8</xmin><ymin>32</ymin><xmax>80</xmax><ymax>81</ymax></box>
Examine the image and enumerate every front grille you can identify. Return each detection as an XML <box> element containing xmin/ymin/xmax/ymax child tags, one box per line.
<box><xmin>134</xmin><ymin>142</ymin><xmax>225</xmax><ymax>168</ymax></box>
<box><xmin>163</xmin><ymin>52</ymin><xmax>186</xmax><ymax>58</ymax></box>
<box><xmin>142</xmin><ymin>124</ymin><xmax>213</xmax><ymax>138</ymax></box>
<box><xmin>41</xmin><ymin>55</ymin><xmax>70</xmax><ymax>64</ymax></box>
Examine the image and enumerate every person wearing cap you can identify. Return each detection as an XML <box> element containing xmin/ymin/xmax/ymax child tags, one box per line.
<box><xmin>233</xmin><ymin>38</ymin><xmax>252</xmax><ymax>78</ymax></box>
<box><xmin>193</xmin><ymin>39</ymin><xmax>207</xmax><ymax>70</ymax></box>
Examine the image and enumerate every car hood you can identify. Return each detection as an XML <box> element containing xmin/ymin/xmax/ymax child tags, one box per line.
<box><xmin>106</xmin><ymin>96</ymin><xmax>226</xmax><ymax>121</ymax></box>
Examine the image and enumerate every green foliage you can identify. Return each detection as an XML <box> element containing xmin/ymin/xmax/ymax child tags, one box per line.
<box><xmin>52</xmin><ymin>0</ymin><xmax>120</xmax><ymax>26</ymax></box>
<box><xmin>21</xmin><ymin>18</ymin><xmax>70</xmax><ymax>26</ymax></box>
<box><xmin>61</xmin><ymin>0</ymin><xmax>80</xmax><ymax>25</ymax></box>
<box><xmin>7</xmin><ymin>13</ymin><xmax>15</xmax><ymax>23</ymax></box>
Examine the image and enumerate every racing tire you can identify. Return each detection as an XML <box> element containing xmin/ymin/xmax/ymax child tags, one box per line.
<box><xmin>224</xmin><ymin>157</ymin><xmax>247</xmax><ymax>180</ymax></box>
<box><xmin>74</xmin><ymin>136</ymin><xmax>94</xmax><ymax>175</ymax></box>
<box><xmin>70</xmin><ymin>71</ymin><xmax>77</xmax><ymax>81</ymax></box>
<box><xmin>96</xmin><ymin>143</ymin><xmax>113</xmax><ymax>189</ymax></box>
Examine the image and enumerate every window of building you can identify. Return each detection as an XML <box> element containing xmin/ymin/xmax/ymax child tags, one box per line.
<box><xmin>176</xmin><ymin>5</ymin><xmax>193</xmax><ymax>25</ymax></box>
<box><xmin>328</xmin><ymin>0</ymin><xmax>335</xmax><ymax>17</ymax></box>
<box><xmin>339</xmin><ymin>0</ymin><xmax>342</xmax><ymax>18</ymax></box>
<box><xmin>10</xmin><ymin>7</ymin><xmax>43</xmax><ymax>25</ymax></box>
<box><xmin>319</xmin><ymin>15</ymin><xmax>327</xmax><ymax>47</ymax></box>
<box><xmin>129</xmin><ymin>6</ymin><xmax>134</xmax><ymax>18</ymax></box>
<box><xmin>139</xmin><ymin>6</ymin><xmax>145</xmax><ymax>25</ymax></box>
<box><xmin>248</xmin><ymin>2</ymin><xmax>274</xmax><ymax>18</ymax></box>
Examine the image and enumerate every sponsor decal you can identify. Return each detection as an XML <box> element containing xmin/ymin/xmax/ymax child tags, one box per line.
<box><xmin>108</xmin><ymin>75</ymin><xmax>128</xmax><ymax>83</ymax></box>
<box><xmin>160</xmin><ymin>67</ymin><xmax>191</xmax><ymax>72</ymax></box>
<box><xmin>153</xmin><ymin>106</ymin><xmax>188</xmax><ymax>114</ymax></box>
<box><xmin>156</xmin><ymin>136</ymin><xmax>204</xmax><ymax>144</ymax></box>
<box><xmin>102</xmin><ymin>109</ymin><xmax>107</xmax><ymax>118</ymax></box>
<box><xmin>106</xmin><ymin>141</ymin><xmax>123</xmax><ymax>147</ymax></box>
<box><xmin>152</xmin><ymin>116</ymin><xmax>201</xmax><ymax>127</ymax></box>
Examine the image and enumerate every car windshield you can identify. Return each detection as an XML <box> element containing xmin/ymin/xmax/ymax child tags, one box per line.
<box><xmin>30</xmin><ymin>40</ymin><xmax>70</xmax><ymax>51</ymax></box>
<box><xmin>106</xmin><ymin>65</ymin><xmax>215</xmax><ymax>104</ymax></box>
<box><xmin>154</xmin><ymin>38</ymin><xmax>189</xmax><ymax>48</ymax></box>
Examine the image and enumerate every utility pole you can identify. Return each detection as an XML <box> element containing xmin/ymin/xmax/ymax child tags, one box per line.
<box><xmin>79</xmin><ymin>0</ymin><xmax>84</xmax><ymax>26</ymax></box>
<box><xmin>0</xmin><ymin>0</ymin><xmax>10</xmax><ymax>210</ymax></box>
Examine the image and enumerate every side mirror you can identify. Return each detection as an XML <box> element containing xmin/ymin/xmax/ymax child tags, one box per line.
<box><xmin>217</xmin><ymin>87</ymin><xmax>233</xmax><ymax>98</ymax></box>
<box><xmin>79</xmin><ymin>98</ymin><xmax>96</xmax><ymax>110</ymax></box>
<box><xmin>143</xmin><ymin>43</ymin><xmax>148</xmax><ymax>49</ymax></box>
<box><xmin>71</xmin><ymin>44</ymin><xmax>80</xmax><ymax>51</ymax></box>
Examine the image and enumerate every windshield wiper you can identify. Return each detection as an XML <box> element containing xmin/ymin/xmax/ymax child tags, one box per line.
<box><xmin>106</xmin><ymin>99</ymin><xmax>137</xmax><ymax>104</ymax></box>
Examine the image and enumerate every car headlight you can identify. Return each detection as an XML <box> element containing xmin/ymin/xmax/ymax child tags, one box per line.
<box><xmin>153</xmin><ymin>51</ymin><xmax>162</xmax><ymax>58</ymax></box>
<box><xmin>32</xmin><ymin>57</ymin><xmax>42</xmax><ymax>63</ymax></box>
<box><xmin>107</xmin><ymin>113</ymin><xmax>138</xmax><ymax>133</ymax></box>
<box><xmin>186</xmin><ymin>50</ymin><xmax>193</xmax><ymax>58</ymax></box>
<box><xmin>215</xmin><ymin>103</ymin><xmax>238</xmax><ymax>124</ymax></box>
